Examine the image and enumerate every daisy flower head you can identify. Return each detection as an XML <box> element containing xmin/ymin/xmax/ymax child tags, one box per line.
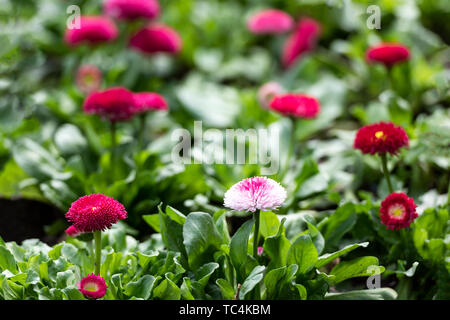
<box><xmin>65</xmin><ymin>16</ymin><xmax>118</xmax><ymax>46</ymax></box>
<box><xmin>353</xmin><ymin>122</ymin><xmax>409</xmax><ymax>155</ymax></box>
<box><xmin>247</xmin><ymin>9</ymin><xmax>294</xmax><ymax>34</ymax></box>
<box><xmin>83</xmin><ymin>87</ymin><xmax>136</xmax><ymax>122</ymax></box>
<box><xmin>380</xmin><ymin>192</ymin><xmax>418</xmax><ymax>230</ymax></box>
<box><xmin>224</xmin><ymin>176</ymin><xmax>287</xmax><ymax>212</ymax></box>
<box><xmin>366</xmin><ymin>43</ymin><xmax>410</xmax><ymax>68</ymax></box>
<box><xmin>78</xmin><ymin>274</ymin><xmax>108</xmax><ymax>299</ymax></box>
<box><xmin>269</xmin><ymin>93</ymin><xmax>320</xmax><ymax>119</ymax></box>
<box><xmin>66</xmin><ymin>194</ymin><xmax>127</xmax><ymax>233</ymax></box>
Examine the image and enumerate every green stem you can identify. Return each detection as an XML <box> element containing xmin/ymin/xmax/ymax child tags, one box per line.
<box><xmin>386</xmin><ymin>67</ymin><xmax>394</xmax><ymax>91</ymax></box>
<box><xmin>138</xmin><ymin>113</ymin><xmax>147</xmax><ymax>149</ymax></box>
<box><xmin>110</xmin><ymin>121</ymin><xmax>117</xmax><ymax>181</ymax></box>
<box><xmin>253</xmin><ymin>210</ymin><xmax>260</xmax><ymax>259</ymax></box>
<box><xmin>94</xmin><ymin>230</ymin><xmax>102</xmax><ymax>275</ymax></box>
<box><xmin>281</xmin><ymin>117</ymin><xmax>296</xmax><ymax>179</ymax></box>
<box><xmin>380</xmin><ymin>153</ymin><xmax>394</xmax><ymax>194</ymax></box>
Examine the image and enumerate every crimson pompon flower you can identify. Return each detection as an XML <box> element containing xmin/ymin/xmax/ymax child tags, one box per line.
<box><xmin>129</xmin><ymin>24</ymin><xmax>182</xmax><ymax>54</ymax></box>
<box><xmin>224</xmin><ymin>176</ymin><xmax>287</xmax><ymax>212</ymax></box>
<box><xmin>76</xmin><ymin>65</ymin><xmax>102</xmax><ymax>95</ymax></box>
<box><xmin>366</xmin><ymin>43</ymin><xmax>410</xmax><ymax>68</ymax></box>
<box><xmin>78</xmin><ymin>274</ymin><xmax>108</xmax><ymax>299</ymax></box>
<box><xmin>65</xmin><ymin>16</ymin><xmax>118</xmax><ymax>46</ymax></box>
<box><xmin>83</xmin><ymin>87</ymin><xmax>136</xmax><ymax>122</ymax></box>
<box><xmin>380</xmin><ymin>192</ymin><xmax>418</xmax><ymax>230</ymax></box>
<box><xmin>353</xmin><ymin>122</ymin><xmax>409</xmax><ymax>155</ymax></box>
<box><xmin>258</xmin><ymin>82</ymin><xmax>283</xmax><ymax>109</ymax></box>
<box><xmin>133</xmin><ymin>92</ymin><xmax>168</xmax><ymax>114</ymax></box>
<box><xmin>66</xmin><ymin>194</ymin><xmax>127</xmax><ymax>233</ymax></box>
<box><xmin>269</xmin><ymin>93</ymin><xmax>320</xmax><ymax>119</ymax></box>
<box><xmin>282</xmin><ymin>17</ymin><xmax>321</xmax><ymax>68</ymax></box>
<box><xmin>247</xmin><ymin>9</ymin><xmax>294</xmax><ymax>34</ymax></box>
<box><xmin>104</xmin><ymin>0</ymin><xmax>160</xmax><ymax>21</ymax></box>
<box><xmin>65</xmin><ymin>225</ymin><xmax>82</xmax><ymax>237</ymax></box>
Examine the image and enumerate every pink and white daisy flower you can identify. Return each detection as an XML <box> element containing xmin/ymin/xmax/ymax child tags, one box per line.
<box><xmin>78</xmin><ymin>274</ymin><xmax>108</xmax><ymax>299</ymax></box>
<box><xmin>224</xmin><ymin>176</ymin><xmax>287</xmax><ymax>212</ymax></box>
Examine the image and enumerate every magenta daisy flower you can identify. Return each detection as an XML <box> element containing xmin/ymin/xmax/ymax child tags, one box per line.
<box><xmin>83</xmin><ymin>87</ymin><xmax>136</xmax><ymax>122</ymax></box>
<box><xmin>104</xmin><ymin>0</ymin><xmax>160</xmax><ymax>21</ymax></box>
<box><xmin>366</xmin><ymin>43</ymin><xmax>410</xmax><ymax>68</ymax></box>
<box><xmin>282</xmin><ymin>17</ymin><xmax>321</xmax><ymax>68</ymax></box>
<box><xmin>65</xmin><ymin>225</ymin><xmax>82</xmax><ymax>237</ymax></box>
<box><xmin>269</xmin><ymin>93</ymin><xmax>321</xmax><ymax>119</ymax></box>
<box><xmin>247</xmin><ymin>9</ymin><xmax>294</xmax><ymax>34</ymax></box>
<box><xmin>132</xmin><ymin>92</ymin><xmax>168</xmax><ymax>114</ymax></box>
<box><xmin>129</xmin><ymin>24</ymin><xmax>182</xmax><ymax>55</ymax></box>
<box><xmin>380</xmin><ymin>192</ymin><xmax>418</xmax><ymax>230</ymax></box>
<box><xmin>78</xmin><ymin>274</ymin><xmax>108</xmax><ymax>299</ymax></box>
<box><xmin>64</xmin><ymin>16</ymin><xmax>118</xmax><ymax>46</ymax></box>
<box><xmin>224</xmin><ymin>177</ymin><xmax>287</xmax><ymax>212</ymax></box>
<box><xmin>353</xmin><ymin>122</ymin><xmax>409</xmax><ymax>155</ymax></box>
<box><xmin>66</xmin><ymin>194</ymin><xmax>127</xmax><ymax>233</ymax></box>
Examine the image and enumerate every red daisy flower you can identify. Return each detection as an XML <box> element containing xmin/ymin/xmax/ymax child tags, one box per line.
<box><xmin>366</xmin><ymin>43</ymin><xmax>410</xmax><ymax>68</ymax></box>
<box><xmin>83</xmin><ymin>87</ymin><xmax>136</xmax><ymax>122</ymax></box>
<box><xmin>353</xmin><ymin>122</ymin><xmax>409</xmax><ymax>155</ymax></box>
<box><xmin>66</xmin><ymin>194</ymin><xmax>127</xmax><ymax>233</ymax></box>
<box><xmin>247</xmin><ymin>9</ymin><xmax>294</xmax><ymax>34</ymax></box>
<box><xmin>380</xmin><ymin>192</ymin><xmax>418</xmax><ymax>230</ymax></box>
<box><xmin>269</xmin><ymin>93</ymin><xmax>320</xmax><ymax>119</ymax></box>
<box><xmin>129</xmin><ymin>24</ymin><xmax>182</xmax><ymax>54</ymax></box>
<box><xmin>133</xmin><ymin>92</ymin><xmax>168</xmax><ymax>114</ymax></box>
<box><xmin>104</xmin><ymin>0</ymin><xmax>160</xmax><ymax>21</ymax></box>
<box><xmin>65</xmin><ymin>225</ymin><xmax>82</xmax><ymax>237</ymax></box>
<box><xmin>76</xmin><ymin>65</ymin><xmax>102</xmax><ymax>95</ymax></box>
<box><xmin>65</xmin><ymin>16</ymin><xmax>118</xmax><ymax>46</ymax></box>
<box><xmin>78</xmin><ymin>274</ymin><xmax>108</xmax><ymax>299</ymax></box>
<box><xmin>282</xmin><ymin>17</ymin><xmax>321</xmax><ymax>68</ymax></box>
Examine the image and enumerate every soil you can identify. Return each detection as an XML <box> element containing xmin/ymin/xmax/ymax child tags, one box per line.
<box><xmin>0</xmin><ymin>197</ymin><xmax>65</xmax><ymax>245</ymax></box>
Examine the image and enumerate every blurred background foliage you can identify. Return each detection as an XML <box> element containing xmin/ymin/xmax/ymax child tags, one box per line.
<box><xmin>0</xmin><ymin>0</ymin><xmax>448</xmax><ymax>235</ymax></box>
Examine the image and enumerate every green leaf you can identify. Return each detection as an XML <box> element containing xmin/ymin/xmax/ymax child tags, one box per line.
<box><xmin>152</xmin><ymin>276</ymin><xmax>181</xmax><ymax>300</ymax></box>
<box><xmin>260</xmin><ymin>211</ymin><xmax>280</xmax><ymax>238</ymax></box>
<box><xmin>316</xmin><ymin>242</ymin><xmax>369</xmax><ymax>268</ymax></box>
<box><xmin>229</xmin><ymin>219</ymin><xmax>254</xmax><ymax>281</ymax></box>
<box><xmin>125</xmin><ymin>275</ymin><xmax>157</xmax><ymax>300</ymax></box>
<box><xmin>183</xmin><ymin>212</ymin><xmax>223</xmax><ymax>270</ymax></box>
<box><xmin>239</xmin><ymin>265</ymin><xmax>265</xmax><ymax>300</ymax></box>
<box><xmin>295</xmin><ymin>284</ymin><xmax>307</xmax><ymax>300</ymax></box>
<box><xmin>143</xmin><ymin>214</ymin><xmax>161</xmax><ymax>233</ymax></box>
<box><xmin>54</xmin><ymin>124</ymin><xmax>87</xmax><ymax>156</ymax></box>
<box><xmin>330</xmin><ymin>256</ymin><xmax>384</xmax><ymax>284</ymax></box>
<box><xmin>158</xmin><ymin>204</ymin><xmax>188</xmax><ymax>266</ymax></box>
<box><xmin>216</xmin><ymin>278</ymin><xmax>235</xmax><ymax>300</ymax></box>
<box><xmin>12</xmin><ymin>138</ymin><xmax>70</xmax><ymax>181</ymax></box>
<box><xmin>0</xmin><ymin>246</ymin><xmax>17</xmax><ymax>274</ymax></box>
<box><xmin>166</xmin><ymin>206</ymin><xmax>187</xmax><ymax>225</ymax></box>
<box><xmin>195</xmin><ymin>262</ymin><xmax>219</xmax><ymax>287</ymax></box>
<box><xmin>287</xmin><ymin>234</ymin><xmax>318</xmax><ymax>275</ymax></box>
<box><xmin>180</xmin><ymin>277</ymin><xmax>195</xmax><ymax>300</ymax></box>
<box><xmin>56</xmin><ymin>270</ymin><xmax>75</xmax><ymax>289</ymax></box>
<box><xmin>325</xmin><ymin>288</ymin><xmax>397</xmax><ymax>300</ymax></box>
<box><xmin>319</xmin><ymin>203</ymin><xmax>357</xmax><ymax>251</ymax></box>
<box><xmin>264</xmin><ymin>264</ymin><xmax>298</xmax><ymax>300</ymax></box>
<box><xmin>263</xmin><ymin>219</ymin><xmax>290</xmax><ymax>269</ymax></box>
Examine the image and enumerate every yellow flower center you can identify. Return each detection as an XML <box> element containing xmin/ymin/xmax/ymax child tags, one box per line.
<box><xmin>92</xmin><ymin>206</ymin><xmax>98</xmax><ymax>211</ymax></box>
<box><xmin>375</xmin><ymin>131</ymin><xmax>384</xmax><ymax>139</ymax></box>
<box><xmin>389</xmin><ymin>204</ymin><xmax>405</xmax><ymax>217</ymax></box>
<box><xmin>83</xmin><ymin>282</ymin><xmax>99</xmax><ymax>292</ymax></box>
